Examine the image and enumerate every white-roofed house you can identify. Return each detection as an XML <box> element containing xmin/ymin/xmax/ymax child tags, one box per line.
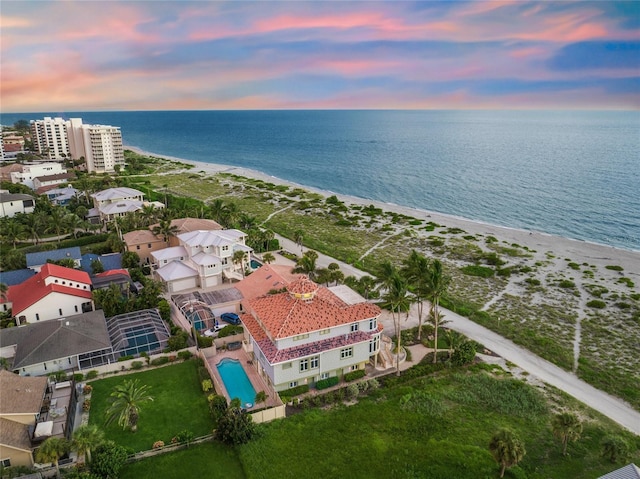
<box><xmin>151</xmin><ymin>229</ymin><xmax>251</xmax><ymax>293</ymax></box>
<box><xmin>90</xmin><ymin>187</ymin><xmax>164</xmax><ymax>224</ymax></box>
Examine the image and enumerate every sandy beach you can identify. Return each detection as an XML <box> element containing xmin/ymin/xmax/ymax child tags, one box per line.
<box><xmin>128</xmin><ymin>145</ymin><xmax>640</xmax><ymax>277</ymax></box>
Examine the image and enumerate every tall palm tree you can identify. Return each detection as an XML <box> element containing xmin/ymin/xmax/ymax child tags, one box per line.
<box><xmin>262</xmin><ymin>252</ymin><xmax>275</xmax><ymax>264</ymax></box>
<box><xmin>47</xmin><ymin>208</ymin><xmax>68</xmax><ymax>242</ymax></box>
<box><xmin>238</xmin><ymin>213</ymin><xmax>257</xmax><ymax>231</ymax></box>
<box><xmin>0</xmin><ymin>219</ymin><xmax>25</xmax><ymax>248</ymax></box>
<box><xmin>208</xmin><ymin>198</ymin><xmax>226</xmax><ymax>224</ymax></box>
<box><xmin>221</xmin><ymin>202</ymin><xmax>239</xmax><ymax>228</ymax></box>
<box><xmin>382</xmin><ymin>272</ymin><xmax>412</xmax><ymax>376</ymax></box>
<box><xmin>489</xmin><ymin>428</ymin><xmax>526</xmax><ymax>478</ymax></box>
<box><xmin>71</xmin><ymin>424</ymin><xmax>104</xmax><ymax>464</ymax></box>
<box><xmin>375</xmin><ymin>260</ymin><xmax>398</xmax><ymax>295</ymax></box>
<box><xmin>24</xmin><ymin>212</ymin><xmax>47</xmax><ymax>244</ymax></box>
<box><xmin>293</xmin><ymin>250</ymin><xmax>319</xmax><ymax>280</ymax></box>
<box><xmin>152</xmin><ymin>219</ymin><xmax>179</xmax><ymax>245</ymax></box>
<box><xmin>36</xmin><ymin>437</ymin><xmax>69</xmax><ymax>479</ymax></box>
<box><xmin>358</xmin><ymin>275</ymin><xmax>376</xmax><ymax>300</ymax></box>
<box><xmin>293</xmin><ymin>229</ymin><xmax>304</xmax><ymax>250</ymax></box>
<box><xmin>232</xmin><ymin>250</ymin><xmax>248</xmax><ymax>277</ymax></box>
<box><xmin>552</xmin><ymin>412</ymin><xmax>582</xmax><ymax>456</ymax></box>
<box><xmin>402</xmin><ymin>250</ymin><xmax>431</xmax><ymax>340</ymax></box>
<box><xmin>262</xmin><ymin>229</ymin><xmax>275</xmax><ymax>252</ymax></box>
<box><xmin>139</xmin><ymin>204</ymin><xmax>158</xmax><ymax>226</ymax></box>
<box><xmin>428</xmin><ymin>259</ymin><xmax>451</xmax><ymax>363</ymax></box>
<box><xmin>105</xmin><ymin>379</ymin><xmax>154</xmax><ymax>432</ymax></box>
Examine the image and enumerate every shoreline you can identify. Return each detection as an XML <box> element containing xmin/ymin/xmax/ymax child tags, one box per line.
<box><xmin>126</xmin><ymin>145</ymin><xmax>640</xmax><ymax>274</ymax></box>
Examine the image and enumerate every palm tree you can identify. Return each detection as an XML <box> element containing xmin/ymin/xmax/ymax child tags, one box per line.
<box><xmin>428</xmin><ymin>259</ymin><xmax>451</xmax><ymax>363</ymax></box>
<box><xmin>262</xmin><ymin>252</ymin><xmax>275</xmax><ymax>264</ymax></box>
<box><xmin>0</xmin><ymin>283</ymin><xmax>8</xmax><ymax>302</ymax></box>
<box><xmin>0</xmin><ymin>219</ymin><xmax>25</xmax><ymax>248</ymax></box>
<box><xmin>262</xmin><ymin>229</ymin><xmax>274</xmax><ymax>252</ymax></box>
<box><xmin>36</xmin><ymin>437</ymin><xmax>69</xmax><ymax>478</ymax></box>
<box><xmin>152</xmin><ymin>219</ymin><xmax>179</xmax><ymax>245</ymax></box>
<box><xmin>552</xmin><ymin>412</ymin><xmax>582</xmax><ymax>456</ymax></box>
<box><xmin>238</xmin><ymin>213</ymin><xmax>257</xmax><ymax>231</ymax></box>
<box><xmin>402</xmin><ymin>250</ymin><xmax>431</xmax><ymax>340</ymax></box>
<box><xmin>375</xmin><ymin>260</ymin><xmax>398</xmax><ymax>295</ymax></box>
<box><xmin>139</xmin><ymin>204</ymin><xmax>158</xmax><ymax>226</ymax></box>
<box><xmin>71</xmin><ymin>424</ymin><xmax>104</xmax><ymax>464</ymax></box>
<box><xmin>358</xmin><ymin>275</ymin><xmax>376</xmax><ymax>300</ymax></box>
<box><xmin>24</xmin><ymin>212</ymin><xmax>47</xmax><ymax>244</ymax></box>
<box><xmin>443</xmin><ymin>328</ymin><xmax>465</xmax><ymax>359</ymax></box>
<box><xmin>293</xmin><ymin>250</ymin><xmax>318</xmax><ymax>280</ymax></box>
<box><xmin>105</xmin><ymin>379</ymin><xmax>154</xmax><ymax>432</ymax></box>
<box><xmin>293</xmin><ymin>229</ymin><xmax>304</xmax><ymax>250</ymax></box>
<box><xmin>221</xmin><ymin>202</ymin><xmax>239</xmax><ymax>228</ymax></box>
<box><xmin>232</xmin><ymin>250</ymin><xmax>248</xmax><ymax>277</ymax></box>
<box><xmin>208</xmin><ymin>198</ymin><xmax>226</xmax><ymax>224</ymax></box>
<box><xmin>489</xmin><ymin>428</ymin><xmax>526</xmax><ymax>478</ymax></box>
<box><xmin>601</xmin><ymin>435</ymin><xmax>630</xmax><ymax>463</ymax></box>
<box><xmin>382</xmin><ymin>272</ymin><xmax>412</xmax><ymax>376</ymax></box>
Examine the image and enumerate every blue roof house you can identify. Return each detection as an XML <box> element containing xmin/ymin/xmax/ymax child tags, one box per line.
<box><xmin>26</xmin><ymin>246</ymin><xmax>82</xmax><ymax>272</ymax></box>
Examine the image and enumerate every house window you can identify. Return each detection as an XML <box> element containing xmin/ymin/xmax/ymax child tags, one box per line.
<box><xmin>36</xmin><ymin>313</ymin><xmax>40</xmax><ymax>321</ymax></box>
<box><xmin>299</xmin><ymin>359</ymin><xmax>309</xmax><ymax>372</ymax></box>
<box><xmin>1</xmin><ymin>459</ymin><xmax>10</xmax><ymax>468</ymax></box>
<box><xmin>369</xmin><ymin>318</ymin><xmax>377</xmax><ymax>330</ymax></box>
<box><xmin>320</xmin><ymin>372</ymin><xmax>329</xmax><ymax>380</ymax></box>
<box><xmin>147</xmin><ymin>243</ymin><xmax>152</xmax><ymax>248</ymax></box>
<box><xmin>310</xmin><ymin>356</ymin><xmax>319</xmax><ymax>369</ymax></box>
<box><xmin>340</xmin><ymin>347</ymin><xmax>353</xmax><ymax>359</ymax></box>
<box><xmin>351</xmin><ymin>365</ymin><xmax>359</xmax><ymax>371</ymax></box>
<box><xmin>319</xmin><ymin>329</ymin><xmax>330</xmax><ymax>335</ymax></box>
<box><xmin>289</xmin><ymin>381</ymin><xmax>298</xmax><ymax>388</ymax></box>
<box><xmin>351</xmin><ymin>323</ymin><xmax>359</xmax><ymax>332</ymax></box>
<box><xmin>136</xmin><ymin>245</ymin><xmax>141</xmax><ymax>250</ymax></box>
<box><xmin>369</xmin><ymin>336</ymin><xmax>380</xmax><ymax>354</ymax></box>
<box><xmin>293</xmin><ymin>334</ymin><xmax>309</xmax><ymax>341</ymax></box>
<box><xmin>59</xmin><ymin>309</ymin><xmax>63</xmax><ymax>316</ymax></box>
<box><xmin>44</xmin><ymin>363</ymin><xmax>47</xmax><ymax>370</ymax></box>
<box><xmin>75</xmin><ymin>305</ymin><xmax>78</xmax><ymax>312</ymax></box>
<box><xmin>282</xmin><ymin>362</ymin><xmax>292</xmax><ymax>370</ymax></box>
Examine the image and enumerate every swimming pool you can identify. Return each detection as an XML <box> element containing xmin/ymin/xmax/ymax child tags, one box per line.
<box><xmin>250</xmin><ymin>260</ymin><xmax>262</xmax><ymax>269</ymax></box>
<box><xmin>216</xmin><ymin>358</ymin><xmax>257</xmax><ymax>408</ymax></box>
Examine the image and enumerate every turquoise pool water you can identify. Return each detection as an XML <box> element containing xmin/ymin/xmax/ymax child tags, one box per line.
<box><xmin>216</xmin><ymin>358</ymin><xmax>256</xmax><ymax>408</ymax></box>
<box><xmin>250</xmin><ymin>259</ymin><xmax>262</xmax><ymax>269</ymax></box>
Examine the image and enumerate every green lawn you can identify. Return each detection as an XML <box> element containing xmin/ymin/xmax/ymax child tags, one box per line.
<box><xmin>88</xmin><ymin>360</ymin><xmax>213</xmax><ymax>452</ymax></box>
<box><xmin>119</xmin><ymin>442</ymin><xmax>244</xmax><ymax>479</ymax></box>
<box><xmin>115</xmin><ymin>364</ymin><xmax>639</xmax><ymax>479</ymax></box>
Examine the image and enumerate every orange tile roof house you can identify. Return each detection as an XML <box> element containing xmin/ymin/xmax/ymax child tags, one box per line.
<box><xmin>241</xmin><ymin>276</ymin><xmax>383</xmax><ymax>392</ymax></box>
<box><xmin>4</xmin><ymin>263</ymin><xmax>94</xmax><ymax>325</ymax></box>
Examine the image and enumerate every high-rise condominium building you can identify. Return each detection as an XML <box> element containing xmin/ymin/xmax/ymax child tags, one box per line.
<box><xmin>30</xmin><ymin>117</ymin><xmax>71</xmax><ymax>160</ymax></box>
<box><xmin>67</xmin><ymin>119</ymin><xmax>125</xmax><ymax>173</ymax></box>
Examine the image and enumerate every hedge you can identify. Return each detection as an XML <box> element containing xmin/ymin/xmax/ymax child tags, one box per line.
<box><xmin>315</xmin><ymin>376</ymin><xmax>339</xmax><ymax>390</ymax></box>
<box><xmin>279</xmin><ymin>384</ymin><xmax>309</xmax><ymax>397</ymax></box>
<box><xmin>150</xmin><ymin>356</ymin><xmax>169</xmax><ymax>366</ymax></box>
<box><xmin>344</xmin><ymin>370</ymin><xmax>366</xmax><ymax>382</ymax></box>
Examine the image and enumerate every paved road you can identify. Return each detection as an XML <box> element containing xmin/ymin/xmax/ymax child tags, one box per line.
<box><xmin>271</xmin><ymin>233</ymin><xmax>640</xmax><ymax>436</ymax></box>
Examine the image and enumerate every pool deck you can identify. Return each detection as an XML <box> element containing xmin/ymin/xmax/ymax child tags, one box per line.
<box><xmin>206</xmin><ymin>347</ymin><xmax>282</xmax><ymax>410</ymax></box>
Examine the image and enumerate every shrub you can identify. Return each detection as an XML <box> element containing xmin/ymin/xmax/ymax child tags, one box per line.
<box><xmin>152</xmin><ymin>440</ymin><xmax>165</xmax><ymax>449</ymax></box>
<box><xmin>86</xmin><ymin>370</ymin><xmax>98</xmax><ymax>380</ymax></box>
<box><xmin>197</xmin><ymin>335</ymin><xmax>214</xmax><ymax>348</ymax></box>
<box><xmin>279</xmin><ymin>384</ymin><xmax>309</xmax><ymax>397</ymax></box>
<box><xmin>452</xmin><ymin>341</ymin><xmax>477</xmax><ymax>366</ymax></box>
<box><xmin>202</xmin><ymin>379</ymin><xmax>213</xmax><ymax>392</ymax></box>
<box><xmin>82</xmin><ymin>399</ymin><xmax>91</xmax><ymax>412</ymax></box>
<box><xmin>130</xmin><ymin>361</ymin><xmax>144</xmax><ymax>370</ymax></box>
<box><xmin>218</xmin><ymin>325</ymin><xmax>244</xmax><ymax>338</ymax></box>
<box><xmin>209</xmin><ymin>395</ymin><xmax>228</xmax><ymax>421</ymax></box>
<box><xmin>344</xmin><ymin>369</ymin><xmax>366</xmax><ymax>382</ymax></box>
<box><xmin>83</xmin><ymin>384</ymin><xmax>93</xmax><ymax>395</ymax></box>
<box><xmin>316</xmin><ymin>376</ymin><xmax>339</xmax><ymax>390</ymax></box>
<box><xmin>175</xmin><ymin>430</ymin><xmax>195</xmax><ymax>447</ymax></box>
<box><xmin>525</xmin><ymin>277</ymin><xmax>541</xmax><ymax>286</ymax></box>
<box><xmin>587</xmin><ymin>300</ymin><xmax>606</xmax><ymax>309</ymax></box>
<box><xmin>346</xmin><ymin>383</ymin><xmax>360</xmax><ymax>399</ymax></box>
<box><xmin>461</xmin><ymin>265</ymin><xmax>494</xmax><ymax>278</ymax></box>
<box><xmin>117</xmin><ymin>355</ymin><xmax>134</xmax><ymax>362</ymax></box>
<box><xmin>150</xmin><ymin>356</ymin><xmax>170</xmax><ymax>366</ymax></box>
<box><xmin>198</xmin><ymin>366</ymin><xmax>211</xmax><ymax>382</ymax></box>
<box><xmin>73</xmin><ymin>373</ymin><xmax>84</xmax><ymax>382</ymax></box>
<box><xmin>558</xmin><ymin>280</ymin><xmax>575</xmax><ymax>288</ymax></box>
<box><xmin>177</xmin><ymin>350</ymin><xmax>193</xmax><ymax>361</ymax></box>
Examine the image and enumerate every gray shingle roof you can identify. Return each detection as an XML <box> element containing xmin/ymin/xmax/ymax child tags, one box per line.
<box><xmin>599</xmin><ymin>464</ymin><xmax>640</xmax><ymax>479</ymax></box>
<box><xmin>5</xmin><ymin>310</ymin><xmax>111</xmax><ymax>370</ymax></box>
<box><xmin>25</xmin><ymin>247</ymin><xmax>82</xmax><ymax>268</ymax></box>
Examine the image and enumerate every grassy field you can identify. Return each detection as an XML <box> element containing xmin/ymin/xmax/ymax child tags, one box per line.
<box><xmin>116</xmin><ymin>363</ymin><xmax>639</xmax><ymax>479</ymax></box>
<box><xmin>88</xmin><ymin>360</ymin><xmax>213</xmax><ymax>452</ymax></box>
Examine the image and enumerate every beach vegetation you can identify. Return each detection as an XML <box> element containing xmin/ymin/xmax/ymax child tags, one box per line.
<box><xmin>461</xmin><ymin>265</ymin><xmax>494</xmax><ymax>277</ymax></box>
<box><xmin>489</xmin><ymin>428</ymin><xmax>526</xmax><ymax>478</ymax></box>
<box><xmin>568</xmin><ymin>262</ymin><xmax>580</xmax><ymax>270</ymax></box>
<box><xmin>558</xmin><ymin>280</ymin><xmax>575</xmax><ymax>288</ymax></box>
<box><xmin>617</xmin><ymin>277</ymin><xmax>635</xmax><ymax>288</ymax></box>
<box><xmin>605</xmin><ymin>265</ymin><xmax>624</xmax><ymax>271</ymax></box>
<box><xmin>586</xmin><ymin>300</ymin><xmax>606</xmax><ymax>309</ymax></box>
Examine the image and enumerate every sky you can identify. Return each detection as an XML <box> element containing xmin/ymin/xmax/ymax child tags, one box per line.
<box><xmin>1</xmin><ymin>1</ymin><xmax>639</xmax><ymax>112</ymax></box>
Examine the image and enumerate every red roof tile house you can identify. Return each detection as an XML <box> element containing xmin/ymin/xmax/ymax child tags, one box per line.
<box><xmin>241</xmin><ymin>276</ymin><xmax>383</xmax><ymax>392</ymax></box>
<box><xmin>5</xmin><ymin>264</ymin><xmax>94</xmax><ymax>325</ymax></box>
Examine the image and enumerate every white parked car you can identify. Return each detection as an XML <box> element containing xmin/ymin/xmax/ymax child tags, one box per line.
<box><xmin>203</xmin><ymin>321</ymin><xmax>227</xmax><ymax>337</ymax></box>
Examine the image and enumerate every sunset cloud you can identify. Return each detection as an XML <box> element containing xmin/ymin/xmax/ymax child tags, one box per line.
<box><xmin>1</xmin><ymin>1</ymin><xmax>638</xmax><ymax>112</ymax></box>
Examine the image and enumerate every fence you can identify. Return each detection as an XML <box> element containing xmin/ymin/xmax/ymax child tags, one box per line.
<box><xmin>82</xmin><ymin>347</ymin><xmax>198</xmax><ymax>378</ymax></box>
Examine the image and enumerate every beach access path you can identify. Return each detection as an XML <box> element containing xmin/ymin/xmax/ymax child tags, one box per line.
<box><xmin>273</xmin><ymin>233</ymin><xmax>640</xmax><ymax>436</ymax></box>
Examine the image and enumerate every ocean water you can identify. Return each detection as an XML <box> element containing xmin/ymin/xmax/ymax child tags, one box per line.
<box><xmin>2</xmin><ymin>110</ymin><xmax>639</xmax><ymax>251</ymax></box>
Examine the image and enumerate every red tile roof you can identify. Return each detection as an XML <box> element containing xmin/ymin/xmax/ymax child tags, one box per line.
<box><xmin>242</xmin><ymin>313</ymin><xmax>378</xmax><ymax>363</ymax></box>
<box><xmin>95</xmin><ymin>269</ymin><xmax>130</xmax><ymax>277</ymax></box>
<box><xmin>7</xmin><ymin>264</ymin><xmax>92</xmax><ymax>315</ymax></box>
<box><xmin>40</xmin><ymin>263</ymin><xmax>91</xmax><ymax>283</ymax></box>
<box><xmin>247</xmin><ymin>278</ymin><xmax>381</xmax><ymax>340</ymax></box>
<box><xmin>235</xmin><ymin>264</ymin><xmax>302</xmax><ymax>301</ymax></box>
